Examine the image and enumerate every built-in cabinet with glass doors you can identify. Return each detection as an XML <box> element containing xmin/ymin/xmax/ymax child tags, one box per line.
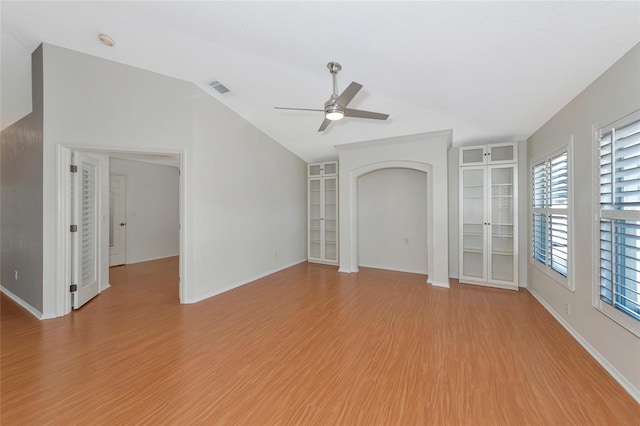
<box><xmin>308</xmin><ymin>162</ymin><xmax>338</xmax><ymax>265</ymax></box>
<box><xmin>459</xmin><ymin>143</ymin><xmax>518</xmax><ymax>290</ymax></box>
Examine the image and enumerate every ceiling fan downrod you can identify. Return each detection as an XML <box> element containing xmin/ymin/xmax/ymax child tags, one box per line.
<box><xmin>327</xmin><ymin>62</ymin><xmax>341</xmax><ymax>98</ymax></box>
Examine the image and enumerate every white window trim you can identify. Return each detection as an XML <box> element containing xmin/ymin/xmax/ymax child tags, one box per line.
<box><xmin>592</xmin><ymin>109</ymin><xmax>640</xmax><ymax>338</ymax></box>
<box><xmin>530</xmin><ymin>138</ymin><xmax>574</xmax><ymax>291</ymax></box>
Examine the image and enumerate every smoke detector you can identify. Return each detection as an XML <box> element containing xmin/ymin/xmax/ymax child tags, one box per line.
<box><xmin>98</xmin><ymin>33</ymin><xmax>115</xmax><ymax>47</ymax></box>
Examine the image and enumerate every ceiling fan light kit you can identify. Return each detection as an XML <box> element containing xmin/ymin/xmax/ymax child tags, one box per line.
<box><xmin>325</xmin><ymin>107</ymin><xmax>344</xmax><ymax>121</ymax></box>
<box><xmin>275</xmin><ymin>62</ymin><xmax>389</xmax><ymax>132</ymax></box>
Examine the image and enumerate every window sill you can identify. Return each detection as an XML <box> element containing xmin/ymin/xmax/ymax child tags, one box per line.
<box><xmin>530</xmin><ymin>258</ymin><xmax>573</xmax><ymax>291</ymax></box>
<box><xmin>594</xmin><ymin>302</ymin><xmax>640</xmax><ymax>339</ymax></box>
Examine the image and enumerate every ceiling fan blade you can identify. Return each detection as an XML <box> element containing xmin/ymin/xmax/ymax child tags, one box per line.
<box><xmin>344</xmin><ymin>108</ymin><xmax>389</xmax><ymax>120</ymax></box>
<box><xmin>318</xmin><ymin>118</ymin><xmax>331</xmax><ymax>132</ymax></box>
<box><xmin>335</xmin><ymin>82</ymin><xmax>363</xmax><ymax>108</ymax></box>
<box><xmin>275</xmin><ymin>107</ymin><xmax>324</xmax><ymax>112</ymax></box>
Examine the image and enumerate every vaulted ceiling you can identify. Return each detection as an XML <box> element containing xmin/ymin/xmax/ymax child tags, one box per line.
<box><xmin>2</xmin><ymin>1</ymin><xmax>639</xmax><ymax>162</ymax></box>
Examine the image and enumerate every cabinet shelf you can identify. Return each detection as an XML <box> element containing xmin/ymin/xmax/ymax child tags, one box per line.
<box><xmin>463</xmin><ymin>248</ymin><xmax>483</xmax><ymax>254</ymax></box>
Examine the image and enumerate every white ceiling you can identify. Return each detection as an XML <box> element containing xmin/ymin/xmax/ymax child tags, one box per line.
<box><xmin>2</xmin><ymin>1</ymin><xmax>639</xmax><ymax>163</ymax></box>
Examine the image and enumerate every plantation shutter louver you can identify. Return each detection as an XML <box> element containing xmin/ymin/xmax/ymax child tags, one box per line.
<box><xmin>531</xmin><ymin>147</ymin><xmax>570</xmax><ymax>286</ymax></box>
<box><xmin>598</xmin><ymin>116</ymin><xmax>640</xmax><ymax>323</ymax></box>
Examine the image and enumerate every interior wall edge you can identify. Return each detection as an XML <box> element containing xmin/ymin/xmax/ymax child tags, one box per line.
<box><xmin>182</xmin><ymin>258</ymin><xmax>308</xmax><ymax>304</ymax></box>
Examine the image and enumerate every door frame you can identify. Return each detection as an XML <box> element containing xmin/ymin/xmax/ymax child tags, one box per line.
<box><xmin>55</xmin><ymin>144</ymin><xmax>186</xmax><ymax>317</ymax></box>
<box><xmin>109</xmin><ymin>173</ymin><xmax>127</xmax><ymax>266</ymax></box>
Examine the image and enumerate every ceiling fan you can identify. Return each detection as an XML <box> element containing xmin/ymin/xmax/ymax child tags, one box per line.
<box><xmin>275</xmin><ymin>62</ymin><xmax>389</xmax><ymax>132</ymax></box>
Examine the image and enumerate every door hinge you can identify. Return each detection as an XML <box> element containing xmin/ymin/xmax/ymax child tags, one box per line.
<box><xmin>70</xmin><ymin>284</ymin><xmax>77</xmax><ymax>292</ymax></box>
<box><xmin>70</xmin><ymin>165</ymin><xmax>78</xmax><ymax>173</ymax></box>
<box><xmin>70</xmin><ymin>225</ymin><xmax>78</xmax><ymax>232</ymax></box>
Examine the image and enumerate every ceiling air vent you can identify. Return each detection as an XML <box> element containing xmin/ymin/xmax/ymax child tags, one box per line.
<box><xmin>209</xmin><ymin>80</ymin><xmax>230</xmax><ymax>94</ymax></box>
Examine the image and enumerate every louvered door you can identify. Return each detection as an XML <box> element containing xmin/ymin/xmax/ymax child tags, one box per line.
<box><xmin>72</xmin><ymin>153</ymin><xmax>101</xmax><ymax>309</ymax></box>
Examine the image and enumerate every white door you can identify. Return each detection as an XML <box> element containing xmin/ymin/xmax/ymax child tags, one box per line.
<box><xmin>71</xmin><ymin>152</ymin><xmax>101</xmax><ymax>309</ymax></box>
<box><xmin>109</xmin><ymin>174</ymin><xmax>127</xmax><ymax>266</ymax></box>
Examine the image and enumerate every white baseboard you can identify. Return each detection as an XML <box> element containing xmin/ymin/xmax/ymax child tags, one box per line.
<box><xmin>449</xmin><ymin>274</ymin><xmax>459</xmax><ymax>279</ymax></box>
<box><xmin>358</xmin><ymin>263</ymin><xmax>428</xmax><ymax>275</ymax></box>
<box><xmin>126</xmin><ymin>253</ymin><xmax>179</xmax><ymax>265</ymax></box>
<box><xmin>1</xmin><ymin>285</ymin><xmax>44</xmax><ymax>319</ymax></box>
<box><xmin>527</xmin><ymin>287</ymin><xmax>640</xmax><ymax>404</ymax></box>
<box><xmin>182</xmin><ymin>259</ymin><xmax>307</xmax><ymax>304</ymax></box>
<box><xmin>338</xmin><ymin>267</ymin><xmax>359</xmax><ymax>273</ymax></box>
<box><xmin>428</xmin><ymin>279</ymin><xmax>450</xmax><ymax>288</ymax></box>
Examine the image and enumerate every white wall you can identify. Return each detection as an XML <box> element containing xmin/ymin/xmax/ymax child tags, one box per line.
<box><xmin>38</xmin><ymin>43</ymin><xmax>307</xmax><ymax>316</ymax></box>
<box><xmin>0</xmin><ymin>30</ymin><xmax>32</xmax><ymax>130</ymax></box>
<box><xmin>190</xmin><ymin>88</ymin><xmax>307</xmax><ymax>301</ymax></box>
<box><xmin>358</xmin><ymin>168</ymin><xmax>428</xmax><ymax>274</ymax></box>
<box><xmin>337</xmin><ymin>130</ymin><xmax>451</xmax><ymax>287</ymax></box>
<box><xmin>109</xmin><ymin>158</ymin><xmax>180</xmax><ymax>264</ymax></box>
<box><xmin>527</xmin><ymin>43</ymin><xmax>640</xmax><ymax>399</ymax></box>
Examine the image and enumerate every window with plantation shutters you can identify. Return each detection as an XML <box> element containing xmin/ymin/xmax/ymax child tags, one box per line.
<box><xmin>531</xmin><ymin>145</ymin><xmax>572</xmax><ymax>288</ymax></box>
<box><xmin>595</xmin><ymin>111</ymin><xmax>640</xmax><ymax>336</ymax></box>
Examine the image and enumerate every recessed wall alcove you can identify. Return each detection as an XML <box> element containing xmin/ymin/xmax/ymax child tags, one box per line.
<box><xmin>335</xmin><ymin>130</ymin><xmax>452</xmax><ymax>287</ymax></box>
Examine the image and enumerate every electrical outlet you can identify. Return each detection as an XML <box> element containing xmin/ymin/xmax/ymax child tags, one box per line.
<box><xmin>565</xmin><ymin>303</ymin><xmax>571</xmax><ymax>316</ymax></box>
<box><xmin>14</xmin><ymin>270</ymin><xmax>18</xmax><ymax>280</ymax></box>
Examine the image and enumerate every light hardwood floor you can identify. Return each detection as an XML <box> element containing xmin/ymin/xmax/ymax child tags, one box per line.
<box><xmin>1</xmin><ymin>257</ymin><xmax>639</xmax><ymax>424</ymax></box>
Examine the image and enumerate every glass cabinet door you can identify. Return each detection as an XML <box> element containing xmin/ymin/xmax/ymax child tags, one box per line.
<box><xmin>309</xmin><ymin>164</ymin><xmax>322</xmax><ymax>177</ymax></box>
<box><xmin>461</xmin><ymin>168</ymin><xmax>486</xmax><ymax>279</ymax></box>
<box><xmin>309</xmin><ymin>178</ymin><xmax>322</xmax><ymax>259</ymax></box>
<box><xmin>323</xmin><ymin>177</ymin><xmax>338</xmax><ymax>261</ymax></box>
<box><xmin>488</xmin><ymin>143</ymin><xmax>517</xmax><ymax>164</ymax></box>
<box><xmin>323</xmin><ymin>162</ymin><xmax>338</xmax><ymax>176</ymax></box>
<box><xmin>460</xmin><ymin>146</ymin><xmax>486</xmax><ymax>166</ymax></box>
<box><xmin>489</xmin><ymin>166</ymin><xmax>515</xmax><ymax>282</ymax></box>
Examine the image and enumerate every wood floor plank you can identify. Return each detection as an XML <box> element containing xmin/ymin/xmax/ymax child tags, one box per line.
<box><xmin>1</xmin><ymin>258</ymin><xmax>638</xmax><ymax>424</ymax></box>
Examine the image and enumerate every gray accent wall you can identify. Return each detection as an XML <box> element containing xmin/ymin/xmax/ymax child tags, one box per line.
<box><xmin>0</xmin><ymin>46</ymin><xmax>44</xmax><ymax>312</ymax></box>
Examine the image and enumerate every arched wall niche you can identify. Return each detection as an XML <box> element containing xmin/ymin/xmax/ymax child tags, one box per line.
<box><xmin>335</xmin><ymin>130</ymin><xmax>452</xmax><ymax>287</ymax></box>
<box><xmin>354</xmin><ymin>161</ymin><xmax>433</xmax><ymax>274</ymax></box>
